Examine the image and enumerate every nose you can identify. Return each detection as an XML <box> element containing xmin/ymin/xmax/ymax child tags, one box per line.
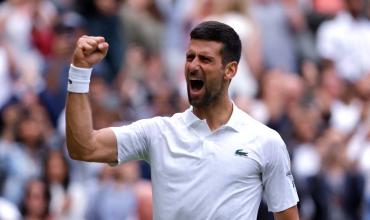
<box><xmin>187</xmin><ymin>57</ymin><xmax>201</xmax><ymax>73</ymax></box>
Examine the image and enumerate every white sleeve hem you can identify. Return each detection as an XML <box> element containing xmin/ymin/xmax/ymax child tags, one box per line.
<box><xmin>268</xmin><ymin>200</ymin><xmax>299</xmax><ymax>213</ymax></box>
<box><xmin>108</xmin><ymin>127</ymin><xmax>121</xmax><ymax>166</ymax></box>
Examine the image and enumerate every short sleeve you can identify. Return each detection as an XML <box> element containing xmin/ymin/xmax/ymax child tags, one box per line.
<box><xmin>261</xmin><ymin>132</ymin><xmax>299</xmax><ymax>212</ymax></box>
<box><xmin>110</xmin><ymin>118</ymin><xmax>157</xmax><ymax>165</ymax></box>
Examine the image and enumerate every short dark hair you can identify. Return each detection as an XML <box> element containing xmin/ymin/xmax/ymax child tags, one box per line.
<box><xmin>190</xmin><ymin>21</ymin><xmax>242</xmax><ymax>65</ymax></box>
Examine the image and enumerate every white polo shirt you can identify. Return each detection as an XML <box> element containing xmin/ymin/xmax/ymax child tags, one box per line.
<box><xmin>111</xmin><ymin>105</ymin><xmax>299</xmax><ymax>220</ymax></box>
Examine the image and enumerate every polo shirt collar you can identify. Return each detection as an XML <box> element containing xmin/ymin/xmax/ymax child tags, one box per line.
<box><xmin>182</xmin><ymin>103</ymin><xmax>244</xmax><ymax>132</ymax></box>
<box><xmin>183</xmin><ymin>106</ymin><xmax>200</xmax><ymax>127</ymax></box>
<box><xmin>224</xmin><ymin>104</ymin><xmax>244</xmax><ymax>132</ymax></box>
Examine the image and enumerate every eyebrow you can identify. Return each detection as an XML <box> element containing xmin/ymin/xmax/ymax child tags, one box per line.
<box><xmin>186</xmin><ymin>52</ymin><xmax>194</xmax><ymax>57</ymax></box>
<box><xmin>186</xmin><ymin>52</ymin><xmax>214</xmax><ymax>60</ymax></box>
<box><xmin>198</xmin><ymin>54</ymin><xmax>213</xmax><ymax>61</ymax></box>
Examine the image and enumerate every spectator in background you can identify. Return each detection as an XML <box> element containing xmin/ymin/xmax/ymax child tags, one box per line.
<box><xmin>76</xmin><ymin>0</ymin><xmax>125</xmax><ymax>83</ymax></box>
<box><xmin>329</xmin><ymin>81</ymin><xmax>362</xmax><ymax>135</ymax></box>
<box><xmin>116</xmin><ymin>45</ymin><xmax>180</xmax><ymax>122</ymax></box>
<box><xmin>0</xmin><ymin>43</ymin><xmax>14</xmax><ymax>109</ymax></box>
<box><xmin>306</xmin><ymin>129</ymin><xmax>364</xmax><ymax>220</ymax></box>
<box><xmin>31</xmin><ymin>0</ymin><xmax>58</xmax><ymax>58</ymax></box>
<box><xmin>0</xmin><ymin>101</ymin><xmax>20</xmax><ymax>143</ymax></box>
<box><xmin>19</xmin><ymin>179</ymin><xmax>52</xmax><ymax>220</ymax></box>
<box><xmin>250</xmin><ymin>0</ymin><xmax>299</xmax><ymax>73</ymax></box>
<box><xmin>90</xmin><ymin>74</ymin><xmax>121</xmax><ymax>125</ymax></box>
<box><xmin>116</xmin><ymin>46</ymin><xmax>149</xmax><ymax>116</ymax></box>
<box><xmin>0</xmin><ymin>88</ymin><xmax>58</xmax><ymax>205</ymax></box>
<box><xmin>248</xmin><ymin>69</ymin><xmax>305</xmax><ymax>139</ymax></box>
<box><xmin>134</xmin><ymin>180</ymin><xmax>153</xmax><ymax>220</ymax></box>
<box><xmin>304</xmin><ymin>0</ymin><xmax>343</xmax><ymax>34</ymax></box>
<box><xmin>39</xmin><ymin>11</ymin><xmax>87</xmax><ymax>127</ymax></box>
<box><xmin>0</xmin><ymin>0</ymin><xmax>57</xmax><ymax>95</ymax></box>
<box><xmin>50</xmin><ymin>0</ymin><xmax>75</xmax><ymax>13</ymax></box>
<box><xmin>1</xmin><ymin>107</ymin><xmax>48</xmax><ymax>205</ymax></box>
<box><xmin>119</xmin><ymin>0</ymin><xmax>164</xmax><ymax>54</ymax></box>
<box><xmin>317</xmin><ymin>0</ymin><xmax>370</xmax><ymax>82</ymax></box>
<box><xmin>313</xmin><ymin>64</ymin><xmax>344</xmax><ymax>126</ymax></box>
<box><xmin>346</xmin><ymin>73</ymin><xmax>370</xmax><ymax>220</ymax></box>
<box><xmin>43</xmin><ymin>150</ymin><xmax>87</xmax><ymax>220</ymax></box>
<box><xmin>0</xmin><ymin>102</ymin><xmax>20</xmax><ymax>193</ymax></box>
<box><xmin>284</xmin><ymin>0</ymin><xmax>318</xmax><ymax>64</ymax></box>
<box><xmin>154</xmin><ymin>0</ymin><xmax>195</xmax><ymax>82</ymax></box>
<box><xmin>194</xmin><ymin>0</ymin><xmax>262</xmax><ymax>103</ymax></box>
<box><xmin>86</xmin><ymin>162</ymin><xmax>140</xmax><ymax>220</ymax></box>
<box><xmin>347</xmin><ymin>117</ymin><xmax>370</xmax><ymax>220</ymax></box>
<box><xmin>140</xmin><ymin>54</ymin><xmax>181</xmax><ymax>117</ymax></box>
<box><xmin>312</xmin><ymin>0</ymin><xmax>343</xmax><ymax>18</ymax></box>
<box><xmin>290</xmin><ymin>103</ymin><xmax>322</xmax><ymax>175</ymax></box>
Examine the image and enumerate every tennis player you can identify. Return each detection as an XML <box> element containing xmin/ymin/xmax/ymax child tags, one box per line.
<box><xmin>66</xmin><ymin>21</ymin><xmax>299</xmax><ymax>220</ymax></box>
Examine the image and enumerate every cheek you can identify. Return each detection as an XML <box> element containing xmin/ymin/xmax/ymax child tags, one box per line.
<box><xmin>205</xmin><ymin>73</ymin><xmax>224</xmax><ymax>90</ymax></box>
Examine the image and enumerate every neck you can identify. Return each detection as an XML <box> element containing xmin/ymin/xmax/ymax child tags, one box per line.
<box><xmin>192</xmin><ymin>96</ymin><xmax>233</xmax><ymax>131</ymax></box>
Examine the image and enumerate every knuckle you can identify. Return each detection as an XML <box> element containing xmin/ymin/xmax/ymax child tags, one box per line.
<box><xmin>77</xmin><ymin>42</ymin><xmax>85</xmax><ymax>48</ymax></box>
<box><xmin>77</xmin><ymin>38</ymin><xmax>85</xmax><ymax>45</ymax></box>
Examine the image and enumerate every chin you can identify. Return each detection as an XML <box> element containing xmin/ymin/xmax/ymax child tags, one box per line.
<box><xmin>188</xmin><ymin>98</ymin><xmax>199</xmax><ymax>107</ymax></box>
<box><xmin>189</xmin><ymin>97</ymin><xmax>210</xmax><ymax>108</ymax></box>
<box><xmin>188</xmin><ymin>97</ymin><xmax>201</xmax><ymax>107</ymax></box>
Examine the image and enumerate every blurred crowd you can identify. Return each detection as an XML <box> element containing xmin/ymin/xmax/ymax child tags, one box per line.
<box><xmin>0</xmin><ymin>0</ymin><xmax>369</xmax><ymax>219</ymax></box>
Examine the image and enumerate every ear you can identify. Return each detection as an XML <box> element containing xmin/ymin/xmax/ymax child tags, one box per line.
<box><xmin>224</xmin><ymin>61</ymin><xmax>238</xmax><ymax>80</ymax></box>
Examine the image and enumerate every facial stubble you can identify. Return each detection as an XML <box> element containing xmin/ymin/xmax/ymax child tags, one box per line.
<box><xmin>187</xmin><ymin>76</ymin><xmax>226</xmax><ymax>108</ymax></box>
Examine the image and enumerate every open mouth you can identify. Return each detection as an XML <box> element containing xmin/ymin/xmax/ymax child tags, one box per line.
<box><xmin>190</xmin><ymin>79</ymin><xmax>204</xmax><ymax>91</ymax></box>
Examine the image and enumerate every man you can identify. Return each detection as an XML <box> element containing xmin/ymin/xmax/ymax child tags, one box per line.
<box><xmin>66</xmin><ymin>21</ymin><xmax>299</xmax><ymax>219</ymax></box>
<box><xmin>317</xmin><ymin>0</ymin><xmax>370</xmax><ymax>82</ymax></box>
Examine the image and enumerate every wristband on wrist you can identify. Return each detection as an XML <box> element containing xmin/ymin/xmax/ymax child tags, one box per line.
<box><xmin>67</xmin><ymin>64</ymin><xmax>93</xmax><ymax>93</ymax></box>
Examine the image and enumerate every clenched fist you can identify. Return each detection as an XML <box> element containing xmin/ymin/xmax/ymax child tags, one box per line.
<box><xmin>72</xmin><ymin>35</ymin><xmax>109</xmax><ymax>68</ymax></box>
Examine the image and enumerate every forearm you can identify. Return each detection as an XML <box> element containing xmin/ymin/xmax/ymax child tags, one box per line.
<box><xmin>65</xmin><ymin>35</ymin><xmax>114</xmax><ymax>162</ymax></box>
<box><xmin>66</xmin><ymin>92</ymin><xmax>95</xmax><ymax>161</ymax></box>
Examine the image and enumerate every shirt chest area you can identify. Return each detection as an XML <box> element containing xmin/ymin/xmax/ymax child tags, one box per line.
<box><xmin>150</xmin><ymin>126</ymin><xmax>262</xmax><ymax>182</ymax></box>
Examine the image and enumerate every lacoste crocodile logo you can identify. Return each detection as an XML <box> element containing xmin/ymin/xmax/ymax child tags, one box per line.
<box><xmin>235</xmin><ymin>149</ymin><xmax>248</xmax><ymax>157</ymax></box>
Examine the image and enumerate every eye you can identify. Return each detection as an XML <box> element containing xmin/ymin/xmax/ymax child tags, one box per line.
<box><xmin>199</xmin><ymin>55</ymin><xmax>212</xmax><ymax>63</ymax></box>
<box><xmin>186</xmin><ymin>54</ymin><xmax>195</xmax><ymax>62</ymax></box>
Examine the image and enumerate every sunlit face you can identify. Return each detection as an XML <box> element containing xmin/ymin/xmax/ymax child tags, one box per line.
<box><xmin>185</xmin><ymin>39</ymin><xmax>228</xmax><ymax>108</ymax></box>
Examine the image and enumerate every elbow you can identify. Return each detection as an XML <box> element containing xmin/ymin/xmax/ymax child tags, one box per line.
<box><xmin>65</xmin><ymin>136</ymin><xmax>95</xmax><ymax>162</ymax></box>
<box><xmin>68</xmin><ymin>152</ymin><xmax>82</xmax><ymax>161</ymax></box>
<box><xmin>66</xmin><ymin>142</ymin><xmax>85</xmax><ymax>161</ymax></box>
<box><xmin>65</xmin><ymin>125</ymin><xmax>97</xmax><ymax>161</ymax></box>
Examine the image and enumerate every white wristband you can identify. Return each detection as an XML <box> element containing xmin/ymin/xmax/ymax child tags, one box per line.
<box><xmin>67</xmin><ymin>64</ymin><xmax>93</xmax><ymax>93</ymax></box>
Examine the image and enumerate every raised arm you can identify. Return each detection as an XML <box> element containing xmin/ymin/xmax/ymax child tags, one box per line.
<box><xmin>66</xmin><ymin>36</ymin><xmax>117</xmax><ymax>163</ymax></box>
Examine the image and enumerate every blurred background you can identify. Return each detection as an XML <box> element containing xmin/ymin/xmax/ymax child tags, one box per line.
<box><xmin>0</xmin><ymin>0</ymin><xmax>369</xmax><ymax>219</ymax></box>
